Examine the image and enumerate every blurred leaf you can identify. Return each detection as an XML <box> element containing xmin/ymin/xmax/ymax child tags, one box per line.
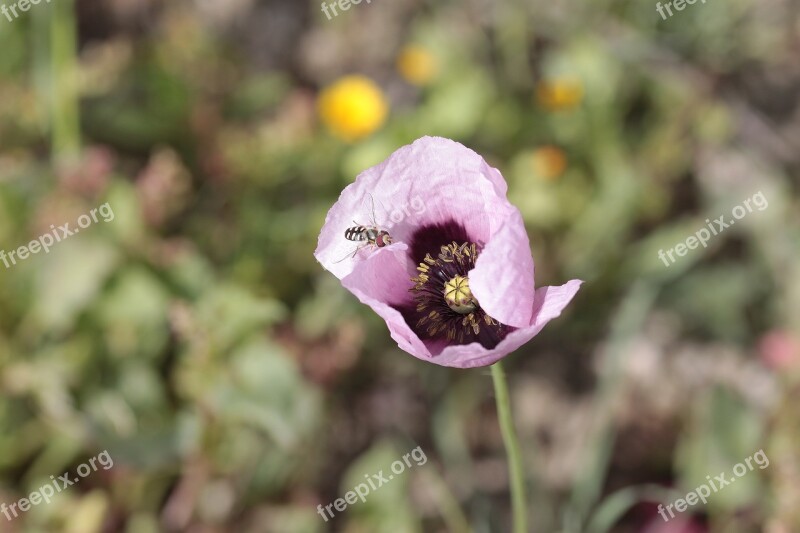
<box><xmin>195</xmin><ymin>284</ymin><xmax>286</xmax><ymax>353</ymax></box>
<box><xmin>340</xmin><ymin>441</ymin><xmax>422</xmax><ymax>533</ymax></box>
<box><xmin>30</xmin><ymin>238</ymin><xmax>118</xmax><ymax>334</ymax></box>
<box><xmin>676</xmin><ymin>387</ymin><xmax>766</xmax><ymax>512</ymax></box>
<box><xmin>95</xmin><ymin>267</ymin><xmax>170</xmax><ymax>359</ymax></box>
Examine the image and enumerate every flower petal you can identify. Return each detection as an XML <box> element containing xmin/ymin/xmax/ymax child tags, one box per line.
<box><xmin>530</xmin><ymin>279</ymin><xmax>583</xmax><ymax>328</ymax></box>
<box><xmin>432</xmin><ymin>279</ymin><xmax>582</xmax><ymax>368</ymax></box>
<box><xmin>340</xmin><ymin>245</ymin><xmax>434</xmax><ymax>360</ymax></box>
<box><xmin>314</xmin><ymin>136</ymin><xmax>513</xmax><ymax>279</ymax></box>
<box><xmin>316</xmin><ymin>136</ymin><xmax>583</xmax><ymax>369</ymax></box>
<box><xmin>468</xmin><ymin>210</ymin><xmax>536</xmax><ymax>328</ymax></box>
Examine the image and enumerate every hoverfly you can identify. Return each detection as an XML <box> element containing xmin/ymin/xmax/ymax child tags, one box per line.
<box><xmin>334</xmin><ymin>194</ymin><xmax>394</xmax><ymax>263</ymax></box>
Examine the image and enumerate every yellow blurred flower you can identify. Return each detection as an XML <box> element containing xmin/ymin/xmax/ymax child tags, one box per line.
<box><xmin>317</xmin><ymin>75</ymin><xmax>388</xmax><ymax>142</ymax></box>
<box><xmin>536</xmin><ymin>78</ymin><xmax>584</xmax><ymax>111</ymax></box>
<box><xmin>531</xmin><ymin>145</ymin><xmax>567</xmax><ymax>181</ymax></box>
<box><xmin>396</xmin><ymin>45</ymin><xmax>438</xmax><ymax>86</ymax></box>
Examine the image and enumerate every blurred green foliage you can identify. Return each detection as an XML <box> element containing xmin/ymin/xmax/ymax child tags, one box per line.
<box><xmin>0</xmin><ymin>0</ymin><xmax>799</xmax><ymax>532</ymax></box>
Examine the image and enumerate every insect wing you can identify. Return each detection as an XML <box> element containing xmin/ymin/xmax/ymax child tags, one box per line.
<box><xmin>361</xmin><ymin>192</ymin><xmax>390</xmax><ymax>229</ymax></box>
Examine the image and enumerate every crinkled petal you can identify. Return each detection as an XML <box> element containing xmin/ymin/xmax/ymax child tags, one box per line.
<box><xmin>529</xmin><ymin>279</ymin><xmax>583</xmax><ymax>328</ymax></box>
<box><xmin>340</xmin><ymin>245</ymin><xmax>434</xmax><ymax>360</ymax></box>
<box><xmin>316</xmin><ymin>136</ymin><xmax>583</xmax><ymax>368</ymax></box>
<box><xmin>431</xmin><ymin>279</ymin><xmax>583</xmax><ymax>368</ymax></box>
<box><xmin>469</xmin><ymin>209</ymin><xmax>536</xmax><ymax>328</ymax></box>
<box><xmin>343</xmin><ymin>269</ymin><xmax>581</xmax><ymax>368</ymax></box>
<box><xmin>315</xmin><ymin>136</ymin><xmax>514</xmax><ymax>279</ymax></box>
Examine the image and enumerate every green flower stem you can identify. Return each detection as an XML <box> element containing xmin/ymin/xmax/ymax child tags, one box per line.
<box><xmin>50</xmin><ymin>0</ymin><xmax>81</xmax><ymax>160</ymax></box>
<box><xmin>491</xmin><ymin>360</ymin><xmax>528</xmax><ymax>533</ymax></box>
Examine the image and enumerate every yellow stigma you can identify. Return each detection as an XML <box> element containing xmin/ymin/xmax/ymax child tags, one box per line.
<box><xmin>443</xmin><ymin>275</ymin><xmax>477</xmax><ymax>314</ymax></box>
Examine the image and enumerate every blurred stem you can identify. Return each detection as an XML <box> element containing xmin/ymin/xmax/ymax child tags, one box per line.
<box><xmin>50</xmin><ymin>0</ymin><xmax>81</xmax><ymax>160</ymax></box>
<box><xmin>419</xmin><ymin>467</ymin><xmax>472</xmax><ymax>533</ymax></box>
<box><xmin>585</xmin><ymin>484</ymin><xmax>680</xmax><ymax>533</ymax></box>
<box><xmin>491</xmin><ymin>361</ymin><xmax>528</xmax><ymax>533</ymax></box>
<box><xmin>567</xmin><ymin>280</ymin><xmax>659</xmax><ymax>529</ymax></box>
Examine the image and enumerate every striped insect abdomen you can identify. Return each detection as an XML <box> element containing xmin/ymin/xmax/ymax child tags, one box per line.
<box><xmin>344</xmin><ymin>226</ymin><xmax>367</xmax><ymax>241</ymax></box>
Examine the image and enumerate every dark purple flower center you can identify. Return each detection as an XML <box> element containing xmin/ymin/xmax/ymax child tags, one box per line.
<box><xmin>394</xmin><ymin>220</ymin><xmax>513</xmax><ymax>351</ymax></box>
<box><xmin>410</xmin><ymin>241</ymin><xmax>508</xmax><ymax>346</ymax></box>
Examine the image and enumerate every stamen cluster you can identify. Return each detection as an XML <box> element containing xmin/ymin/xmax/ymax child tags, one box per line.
<box><xmin>411</xmin><ymin>242</ymin><xmax>503</xmax><ymax>344</ymax></box>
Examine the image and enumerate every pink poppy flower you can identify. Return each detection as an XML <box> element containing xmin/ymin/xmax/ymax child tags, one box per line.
<box><xmin>315</xmin><ymin>136</ymin><xmax>582</xmax><ymax>368</ymax></box>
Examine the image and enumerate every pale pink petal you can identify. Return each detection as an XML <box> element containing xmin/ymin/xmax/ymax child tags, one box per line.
<box><xmin>469</xmin><ymin>210</ymin><xmax>536</xmax><ymax>328</ymax></box>
<box><xmin>530</xmin><ymin>279</ymin><xmax>583</xmax><ymax>327</ymax></box>
<box><xmin>432</xmin><ymin>279</ymin><xmax>582</xmax><ymax>368</ymax></box>
<box><xmin>344</xmin><ymin>276</ymin><xmax>582</xmax><ymax>369</ymax></box>
<box><xmin>315</xmin><ymin>137</ymin><xmax>514</xmax><ymax>279</ymax></box>
<box><xmin>315</xmin><ymin>136</ymin><xmax>583</xmax><ymax>368</ymax></box>
<box><xmin>340</xmin><ymin>245</ymin><xmax>434</xmax><ymax>360</ymax></box>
